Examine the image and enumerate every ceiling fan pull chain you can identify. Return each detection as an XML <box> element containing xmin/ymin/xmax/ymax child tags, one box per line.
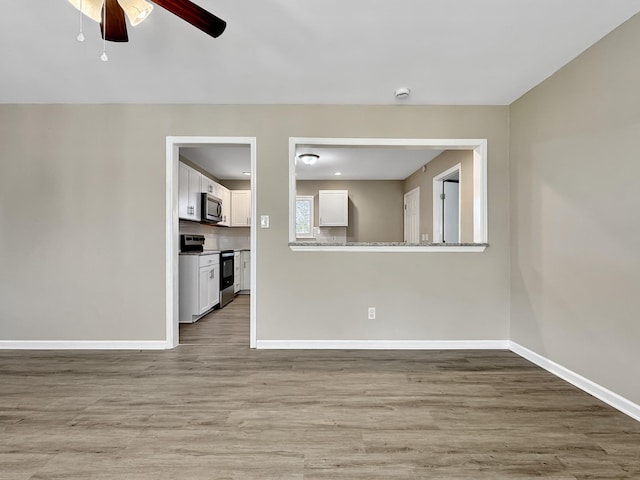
<box><xmin>77</xmin><ymin>0</ymin><xmax>85</xmax><ymax>42</ymax></box>
<box><xmin>100</xmin><ymin>0</ymin><xmax>108</xmax><ymax>61</ymax></box>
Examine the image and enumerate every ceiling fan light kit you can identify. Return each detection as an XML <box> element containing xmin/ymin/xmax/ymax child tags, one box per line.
<box><xmin>68</xmin><ymin>0</ymin><xmax>104</xmax><ymax>23</ymax></box>
<box><xmin>117</xmin><ymin>0</ymin><xmax>154</xmax><ymax>26</ymax></box>
<box><xmin>68</xmin><ymin>0</ymin><xmax>226</xmax><ymax>59</ymax></box>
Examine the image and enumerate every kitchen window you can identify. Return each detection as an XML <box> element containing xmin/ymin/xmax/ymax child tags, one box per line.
<box><xmin>295</xmin><ymin>195</ymin><xmax>314</xmax><ymax>238</ymax></box>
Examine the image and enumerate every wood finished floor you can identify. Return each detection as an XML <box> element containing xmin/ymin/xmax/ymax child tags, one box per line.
<box><xmin>1</xmin><ymin>295</ymin><xmax>639</xmax><ymax>479</ymax></box>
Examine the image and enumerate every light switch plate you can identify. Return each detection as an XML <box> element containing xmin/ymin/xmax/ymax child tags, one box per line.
<box><xmin>260</xmin><ymin>215</ymin><xmax>270</xmax><ymax>228</ymax></box>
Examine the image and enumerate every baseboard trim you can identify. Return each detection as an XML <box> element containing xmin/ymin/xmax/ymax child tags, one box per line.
<box><xmin>256</xmin><ymin>340</ymin><xmax>510</xmax><ymax>350</ymax></box>
<box><xmin>0</xmin><ymin>341</ymin><xmax>170</xmax><ymax>350</ymax></box>
<box><xmin>509</xmin><ymin>341</ymin><xmax>640</xmax><ymax>422</ymax></box>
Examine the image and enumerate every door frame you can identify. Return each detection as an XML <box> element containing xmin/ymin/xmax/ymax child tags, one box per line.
<box><xmin>403</xmin><ymin>187</ymin><xmax>420</xmax><ymax>243</ymax></box>
<box><xmin>165</xmin><ymin>136</ymin><xmax>257</xmax><ymax>349</ymax></box>
<box><xmin>432</xmin><ymin>163</ymin><xmax>462</xmax><ymax>243</ymax></box>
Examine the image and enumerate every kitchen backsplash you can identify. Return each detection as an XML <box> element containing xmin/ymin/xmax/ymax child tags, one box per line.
<box><xmin>179</xmin><ymin>221</ymin><xmax>250</xmax><ymax>251</ymax></box>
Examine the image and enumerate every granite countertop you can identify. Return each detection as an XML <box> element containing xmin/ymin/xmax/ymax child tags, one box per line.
<box><xmin>289</xmin><ymin>242</ymin><xmax>488</xmax><ymax>247</ymax></box>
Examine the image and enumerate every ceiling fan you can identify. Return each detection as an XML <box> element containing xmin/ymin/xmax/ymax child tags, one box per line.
<box><xmin>68</xmin><ymin>0</ymin><xmax>226</xmax><ymax>43</ymax></box>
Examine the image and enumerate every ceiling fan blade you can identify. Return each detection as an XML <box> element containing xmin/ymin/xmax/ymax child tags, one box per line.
<box><xmin>151</xmin><ymin>0</ymin><xmax>226</xmax><ymax>38</ymax></box>
<box><xmin>101</xmin><ymin>0</ymin><xmax>129</xmax><ymax>42</ymax></box>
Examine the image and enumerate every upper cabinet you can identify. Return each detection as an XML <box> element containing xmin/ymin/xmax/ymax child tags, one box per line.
<box><xmin>179</xmin><ymin>161</ymin><xmax>243</xmax><ymax>227</ymax></box>
<box><xmin>319</xmin><ymin>190</ymin><xmax>348</xmax><ymax>227</ymax></box>
<box><xmin>179</xmin><ymin>162</ymin><xmax>202</xmax><ymax>221</ymax></box>
<box><xmin>201</xmin><ymin>176</ymin><xmax>216</xmax><ymax>197</ymax></box>
<box><xmin>231</xmin><ymin>190</ymin><xmax>251</xmax><ymax>227</ymax></box>
<box><xmin>218</xmin><ymin>185</ymin><xmax>231</xmax><ymax>227</ymax></box>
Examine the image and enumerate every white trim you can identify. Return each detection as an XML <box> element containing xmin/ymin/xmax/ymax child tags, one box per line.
<box><xmin>257</xmin><ymin>340</ymin><xmax>509</xmax><ymax>350</ymax></box>
<box><xmin>166</xmin><ymin>141</ymin><xmax>179</xmax><ymax>349</ymax></box>
<box><xmin>432</xmin><ymin>163</ymin><xmax>462</xmax><ymax>243</ymax></box>
<box><xmin>249</xmin><ymin>138</ymin><xmax>257</xmax><ymax>349</ymax></box>
<box><xmin>289</xmin><ymin>138</ymin><xmax>299</xmax><ymax>243</ymax></box>
<box><xmin>509</xmin><ymin>341</ymin><xmax>640</xmax><ymax>423</ymax></box>
<box><xmin>289</xmin><ymin>137</ymin><xmax>488</xmax><ymax>244</ymax></box>
<box><xmin>473</xmin><ymin>143</ymin><xmax>487</xmax><ymax>243</ymax></box>
<box><xmin>0</xmin><ymin>341</ymin><xmax>169</xmax><ymax>350</ymax></box>
<box><xmin>166</xmin><ymin>136</ymin><xmax>258</xmax><ymax>350</ymax></box>
<box><xmin>289</xmin><ymin>244</ymin><xmax>487</xmax><ymax>253</ymax></box>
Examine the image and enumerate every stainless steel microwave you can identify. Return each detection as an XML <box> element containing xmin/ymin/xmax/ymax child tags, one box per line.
<box><xmin>201</xmin><ymin>193</ymin><xmax>222</xmax><ymax>223</ymax></box>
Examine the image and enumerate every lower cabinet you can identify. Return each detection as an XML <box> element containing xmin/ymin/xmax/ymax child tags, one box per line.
<box><xmin>233</xmin><ymin>251</ymin><xmax>241</xmax><ymax>294</ymax></box>
<box><xmin>179</xmin><ymin>253</ymin><xmax>220</xmax><ymax>323</ymax></box>
<box><xmin>241</xmin><ymin>250</ymin><xmax>251</xmax><ymax>291</ymax></box>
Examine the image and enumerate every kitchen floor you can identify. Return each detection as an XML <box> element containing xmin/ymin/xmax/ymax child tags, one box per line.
<box><xmin>179</xmin><ymin>294</ymin><xmax>249</xmax><ymax>346</ymax></box>
<box><xmin>1</xmin><ymin>300</ymin><xmax>639</xmax><ymax>479</ymax></box>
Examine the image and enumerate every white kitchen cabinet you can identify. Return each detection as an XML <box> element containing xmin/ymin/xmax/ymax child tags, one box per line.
<box><xmin>218</xmin><ymin>185</ymin><xmax>231</xmax><ymax>226</ymax></box>
<box><xmin>179</xmin><ymin>253</ymin><xmax>219</xmax><ymax>323</ymax></box>
<box><xmin>241</xmin><ymin>250</ymin><xmax>251</xmax><ymax>291</ymax></box>
<box><xmin>318</xmin><ymin>190</ymin><xmax>348</xmax><ymax>227</ymax></box>
<box><xmin>230</xmin><ymin>190</ymin><xmax>251</xmax><ymax>227</ymax></box>
<box><xmin>201</xmin><ymin>176</ymin><xmax>215</xmax><ymax>196</ymax></box>
<box><xmin>233</xmin><ymin>251</ymin><xmax>241</xmax><ymax>293</ymax></box>
<box><xmin>179</xmin><ymin>162</ymin><xmax>202</xmax><ymax>221</ymax></box>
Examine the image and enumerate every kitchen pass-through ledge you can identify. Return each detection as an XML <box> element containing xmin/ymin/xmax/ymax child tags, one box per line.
<box><xmin>289</xmin><ymin>242</ymin><xmax>488</xmax><ymax>252</ymax></box>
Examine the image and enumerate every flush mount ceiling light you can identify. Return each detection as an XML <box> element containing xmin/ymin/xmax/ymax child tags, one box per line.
<box><xmin>242</xmin><ymin>171</ymin><xmax>251</xmax><ymax>176</ymax></box>
<box><xmin>299</xmin><ymin>154</ymin><xmax>319</xmax><ymax>165</ymax></box>
<box><xmin>334</xmin><ymin>171</ymin><xmax>342</xmax><ymax>176</ymax></box>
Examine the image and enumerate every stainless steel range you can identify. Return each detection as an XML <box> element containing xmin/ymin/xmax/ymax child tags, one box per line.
<box><xmin>219</xmin><ymin>250</ymin><xmax>235</xmax><ymax>308</ymax></box>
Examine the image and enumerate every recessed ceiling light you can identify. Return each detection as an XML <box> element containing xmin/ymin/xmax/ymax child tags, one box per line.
<box><xmin>242</xmin><ymin>171</ymin><xmax>251</xmax><ymax>176</ymax></box>
<box><xmin>299</xmin><ymin>153</ymin><xmax>319</xmax><ymax>165</ymax></box>
<box><xmin>334</xmin><ymin>171</ymin><xmax>342</xmax><ymax>176</ymax></box>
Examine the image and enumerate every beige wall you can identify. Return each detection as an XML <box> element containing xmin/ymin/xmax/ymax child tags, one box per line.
<box><xmin>297</xmin><ymin>180</ymin><xmax>405</xmax><ymax>242</ymax></box>
<box><xmin>510</xmin><ymin>14</ymin><xmax>640</xmax><ymax>404</ymax></box>
<box><xmin>219</xmin><ymin>179</ymin><xmax>250</xmax><ymax>190</ymax></box>
<box><xmin>404</xmin><ymin>150</ymin><xmax>474</xmax><ymax>242</ymax></box>
<box><xmin>0</xmin><ymin>105</ymin><xmax>510</xmax><ymax>343</ymax></box>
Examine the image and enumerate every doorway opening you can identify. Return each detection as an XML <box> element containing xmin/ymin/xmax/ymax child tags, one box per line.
<box><xmin>165</xmin><ymin>136</ymin><xmax>257</xmax><ymax>349</ymax></box>
<box><xmin>433</xmin><ymin>164</ymin><xmax>461</xmax><ymax>243</ymax></box>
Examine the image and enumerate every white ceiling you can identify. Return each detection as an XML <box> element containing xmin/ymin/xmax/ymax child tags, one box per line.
<box><xmin>295</xmin><ymin>146</ymin><xmax>445</xmax><ymax>181</ymax></box>
<box><xmin>180</xmin><ymin>143</ymin><xmax>446</xmax><ymax>180</ymax></box>
<box><xmin>1</xmin><ymin>1</ymin><xmax>639</xmax><ymax>104</ymax></box>
<box><xmin>180</xmin><ymin>145</ymin><xmax>251</xmax><ymax>180</ymax></box>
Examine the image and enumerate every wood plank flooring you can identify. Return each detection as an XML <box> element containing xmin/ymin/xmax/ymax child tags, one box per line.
<box><xmin>1</xmin><ymin>295</ymin><xmax>639</xmax><ymax>479</ymax></box>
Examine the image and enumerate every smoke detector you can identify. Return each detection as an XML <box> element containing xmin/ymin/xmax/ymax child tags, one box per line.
<box><xmin>394</xmin><ymin>87</ymin><xmax>411</xmax><ymax>100</ymax></box>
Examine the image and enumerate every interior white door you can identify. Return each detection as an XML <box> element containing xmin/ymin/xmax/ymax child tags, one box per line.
<box><xmin>443</xmin><ymin>180</ymin><xmax>459</xmax><ymax>243</ymax></box>
<box><xmin>403</xmin><ymin>188</ymin><xmax>420</xmax><ymax>243</ymax></box>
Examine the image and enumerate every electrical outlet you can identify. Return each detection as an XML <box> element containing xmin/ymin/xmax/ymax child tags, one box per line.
<box><xmin>368</xmin><ymin>307</ymin><xmax>376</xmax><ymax>320</ymax></box>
